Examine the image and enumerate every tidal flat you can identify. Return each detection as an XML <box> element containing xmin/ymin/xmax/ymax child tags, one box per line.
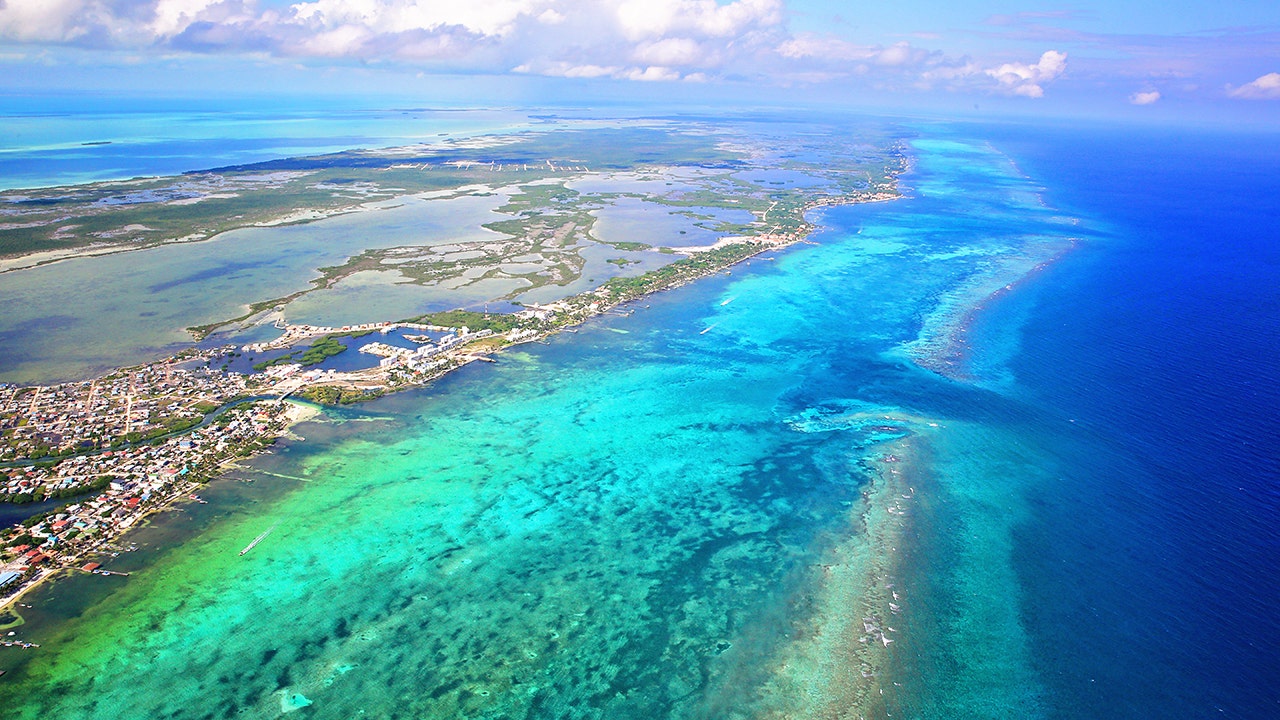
<box><xmin>0</xmin><ymin>120</ymin><xmax>903</xmax><ymax>385</ymax></box>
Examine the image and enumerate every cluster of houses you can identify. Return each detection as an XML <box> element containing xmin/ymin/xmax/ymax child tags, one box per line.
<box><xmin>0</xmin><ymin>402</ymin><xmax>294</xmax><ymax>599</ymax></box>
<box><xmin>359</xmin><ymin>328</ymin><xmax>495</xmax><ymax>371</ymax></box>
<box><xmin>0</xmin><ymin>353</ymin><xmax>249</xmax><ymax>463</ymax></box>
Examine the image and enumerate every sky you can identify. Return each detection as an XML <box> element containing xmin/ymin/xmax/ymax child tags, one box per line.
<box><xmin>1</xmin><ymin>0</ymin><xmax>1278</xmax><ymax>120</ymax></box>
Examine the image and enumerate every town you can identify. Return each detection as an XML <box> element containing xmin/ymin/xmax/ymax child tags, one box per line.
<box><xmin>0</xmin><ymin>188</ymin><xmax>898</xmax><ymax>610</ymax></box>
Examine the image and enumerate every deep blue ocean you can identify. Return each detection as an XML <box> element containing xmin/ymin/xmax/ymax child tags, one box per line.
<box><xmin>972</xmin><ymin>123</ymin><xmax>1280</xmax><ymax>717</ymax></box>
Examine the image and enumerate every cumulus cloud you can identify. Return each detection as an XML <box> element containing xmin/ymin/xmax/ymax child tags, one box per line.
<box><xmin>0</xmin><ymin>0</ymin><xmax>789</xmax><ymax>79</ymax></box>
<box><xmin>614</xmin><ymin>0</ymin><xmax>782</xmax><ymax>41</ymax></box>
<box><xmin>0</xmin><ymin>0</ymin><xmax>1079</xmax><ymax>96</ymax></box>
<box><xmin>1129</xmin><ymin>90</ymin><xmax>1160</xmax><ymax>105</ymax></box>
<box><xmin>776</xmin><ymin>34</ymin><xmax>874</xmax><ymax>62</ymax></box>
<box><xmin>874</xmin><ymin>41</ymin><xmax>926</xmax><ymax>67</ymax></box>
<box><xmin>633</xmin><ymin>37</ymin><xmax>707</xmax><ymax>67</ymax></box>
<box><xmin>150</xmin><ymin>0</ymin><xmax>228</xmax><ymax>38</ymax></box>
<box><xmin>775</xmin><ymin>34</ymin><xmax>936</xmax><ymax>68</ymax></box>
<box><xmin>773</xmin><ymin>32</ymin><xmax>1065</xmax><ymax>97</ymax></box>
<box><xmin>0</xmin><ymin>0</ymin><xmax>115</xmax><ymax>43</ymax></box>
<box><xmin>1226</xmin><ymin>72</ymin><xmax>1280</xmax><ymax>99</ymax></box>
<box><xmin>984</xmin><ymin>50</ymin><xmax>1066</xmax><ymax>97</ymax></box>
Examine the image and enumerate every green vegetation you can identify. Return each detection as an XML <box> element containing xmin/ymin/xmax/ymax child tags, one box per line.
<box><xmin>297</xmin><ymin>386</ymin><xmax>383</xmax><ymax>406</ymax></box>
<box><xmin>252</xmin><ymin>334</ymin><xmax>350</xmax><ymax>371</ymax></box>
<box><xmin>412</xmin><ymin>310</ymin><xmax>519</xmax><ymax>333</ymax></box>
<box><xmin>298</xmin><ymin>335</ymin><xmax>347</xmax><ymax>366</ymax></box>
<box><xmin>603</xmin><ymin>242</ymin><xmax>764</xmax><ymax>302</ymax></box>
<box><xmin>118</xmin><ymin>414</ymin><xmax>203</xmax><ymax>445</ymax></box>
<box><xmin>606</xmin><ymin>241</ymin><xmax>651</xmax><ymax>251</ymax></box>
<box><xmin>1</xmin><ymin>126</ymin><xmax>748</xmax><ymax>260</ymax></box>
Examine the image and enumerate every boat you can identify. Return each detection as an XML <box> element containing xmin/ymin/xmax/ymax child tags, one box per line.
<box><xmin>240</xmin><ymin>525</ymin><xmax>276</xmax><ymax>556</ymax></box>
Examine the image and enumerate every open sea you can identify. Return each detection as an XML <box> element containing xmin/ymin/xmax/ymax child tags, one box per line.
<box><xmin>0</xmin><ymin>111</ymin><xmax>1276</xmax><ymax>718</ymax></box>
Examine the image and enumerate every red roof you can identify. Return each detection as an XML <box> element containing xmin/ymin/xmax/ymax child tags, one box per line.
<box><xmin>81</xmin><ymin>562</ymin><xmax>101</xmax><ymax>572</ymax></box>
<box><xmin>126</xmin><ymin>497</ymin><xmax>141</xmax><ymax>507</ymax></box>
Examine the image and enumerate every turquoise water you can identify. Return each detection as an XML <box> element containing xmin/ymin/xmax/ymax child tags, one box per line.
<box><xmin>5</xmin><ymin>121</ymin><xmax>1273</xmax><ymax>718</ymax></box>
<box><xmin>0</xmin><ymin>129</ymin><xmax>1079</xmax><ymax>717</ymax></box>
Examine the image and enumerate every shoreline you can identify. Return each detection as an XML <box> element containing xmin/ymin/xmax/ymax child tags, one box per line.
<box><xmin>0</xmin><ymin>145</ymin><xmax>1066</xmax><ymax>711</ymax></box>
<box><xmin>0</xmin><ymin>399</ymin><xmax>320</xmax><ymax>612</ymax></box>
<box><xmin>0</xmin><ymin>177</ymin><xmax>904</xmax><ymax>672</ymax></box>
<box><xmin>0</xmin><ymin>187</ymin><xmax>901</xmax><ymax>612</ymax></box>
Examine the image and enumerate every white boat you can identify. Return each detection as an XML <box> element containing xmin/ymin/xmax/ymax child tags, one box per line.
<box><xmin>240</xmin><ymin>525</ymin><xmax>276</xmax><ymax>556</ymax></box>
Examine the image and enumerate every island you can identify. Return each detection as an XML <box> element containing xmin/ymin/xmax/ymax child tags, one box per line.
<box><xmin>0</xmin><ymin>118</ymin><xmax>905</xmax><ymax>608</ymax></box>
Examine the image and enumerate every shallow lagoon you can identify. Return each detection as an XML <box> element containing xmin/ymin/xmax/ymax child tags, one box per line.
<box><xmin>285</xmin><ymin>270</ymin><xmax>532</xmax><ymax>327</ymax></box>
<box><xmin>590</xmin><ymin>197</ymin><xmax>756</xmax><ymax>248</ymax></box>
<box><xmin>0</xmin><ymin>193</ymin><xmax>508</xmax><ymax>383</ymax></box>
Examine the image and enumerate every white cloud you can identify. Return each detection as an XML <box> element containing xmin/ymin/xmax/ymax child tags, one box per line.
<box><xmin>776</xmin><ymin>34</ymin><xmax>874</xmax><ymax>62</ymax></box>
<box><xmin>536</xmin><ymin>8</ymin><xmax>564</xmax><ymax>24</ymax></box>
<box><xmin>0</xmin><ymin>0</ymin><xmax>106</xmax><ymax>43</ymax></box>
<box><xmin>514</xmin><ymin>60</ymin><xmax>693</xmax><ymax>83</ymax></box>
<box><xmin>1129</xmin><ymin>90</ymin><xmax>1160</xmax><ymax>105</ymax></box>
<box><xmin>151</xmin><ymin>0</ymin><xmax>224</xmax><ymax>37</ymax></box>
<box><xmin>0</xmin><ymin>0</ymin><xmax>787</xmax><ymax>81</ymax></box>
<box><xmin>985</xmin><ymin>50</ymin><xmax>1066</xmax><ymax>98</ymax></box>
<box><xmin>614</xmin><ymin>0</ymin><xmax>782</xmax><ymax>42</ymax></box>
<box><xmin>919</xmin><ymin>61</ymin><xmax>979</xmax><ymax>83</ymax></box>
<box><xmin>0</xmin><ymin>0</ymin><xmax>1076</xmax><ymax>95</ymax></box>
<box><xmin>514</xmin><ymin>61</ymin><xmax>619</xmax><ymax>78</ymax></box>
<box><xmin>294</xmin><ymin>24</ymin><xmax>372</xmax><ymax>57</ymax></box>
<box><xmin>286</xmin><ymin>0</ymin><xmax>548</xmax><ymax>37</ymax></box>
<box><xmin>874</xmin><ymin>41</ymin><xmax>917</xmax><ymax>67</ymax></box>
<box><xmin>633</xmin><ymin>37</ymin><xmax>706</xmax><ymax>67</ymax></box>
<box><xmin>560</xmin><ymin>63</ymin><xmax>619</xmax><ymax>78</ymax></box>
<box><xmin>1226</xmin><ymin>72</ymin><xmax>1280</xmax><ymax>100</ymax></box>
<box><xmin>623</xmin><ymin>65</ymin><xmax>681</xmax><ymax>82</ymax></box>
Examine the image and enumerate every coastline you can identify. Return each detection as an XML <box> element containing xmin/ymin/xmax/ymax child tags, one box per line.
<box><xmin>0</xmin><ymin>185</ymin><xmax>901</xmax><ymax>614</ymax></box>
<box><xmin>0</xmin><ymin>399</ymin><xmax>321</xmax><ymax>612</ymax></box>
<box><xmin>0</xmin><ymin>130</ymin><xmax>1103</xmax><ymax>716</ymax></box>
